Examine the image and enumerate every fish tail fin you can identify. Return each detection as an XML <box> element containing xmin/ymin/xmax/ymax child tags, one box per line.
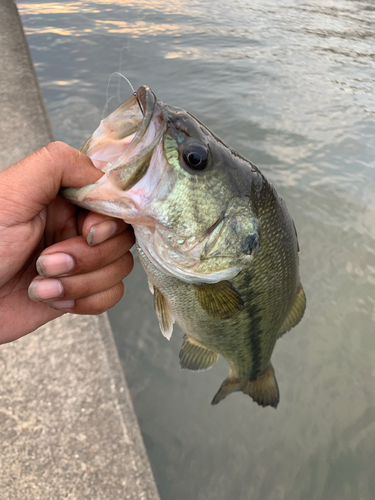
<box><xmin>211</xmin><ymin>365</ymin><xmax>279</xmax><ymax>408</ymax></box>
<box><xmin>245</xmin><ymin>365</ymin><xmax>280</xmax><ymax>408</ymax></box>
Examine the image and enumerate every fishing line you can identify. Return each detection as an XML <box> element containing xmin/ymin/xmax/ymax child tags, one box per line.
<box><xmin>117</xmin><ymin>44</ymin><xmax>130</xmax><ymax>101</ymax></box>
<box><xmin>103</xmin><ymin>71</ymin><xmax>144</xmax><ymax>118</ymax></box>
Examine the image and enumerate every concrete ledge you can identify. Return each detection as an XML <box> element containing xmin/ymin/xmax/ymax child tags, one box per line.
<box><xmin>0</xmin><ymin>0</ymin><xmax>53</xmax><ymax>169</ymax></box>
<box><xmin>0</xmin><ymin>1</ymin><xmax>160</xmax><ymax>498</ymax></box>
<box><xmin>0</xmin><ymin>315</ymin><xmax>160</xmax><ymax>499</ymax></box>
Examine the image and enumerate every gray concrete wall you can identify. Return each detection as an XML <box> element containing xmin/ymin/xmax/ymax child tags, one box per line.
<box><xmin>0</xmin><ymin>0</ymin><xmax>53</xmax><ymax>169</ymax></box>
<box><xmin>0</xmin><ymin>1</ymin><xmax>160</xmax><ymax>499</ymax></box>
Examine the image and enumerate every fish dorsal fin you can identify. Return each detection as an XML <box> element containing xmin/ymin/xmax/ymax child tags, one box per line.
<box><xmin>278</xmin><ymin>284</ymin><xmax>306</xmax><ymax>337</ymax></box>
<box><xmin>179</xmin><ymin>335</ymin><xmax>219</xmax><ymax>371</ymax></box>
<box><xmin>194</xmin><ymin>281</ymin><xmax>244</xmax><ymax>319</ymax></box>
<box><xmin>211</xmin><ymin>365</ymin><xmax>279</xmax><ymax>408</ymax></box>
<box><xmin>153</xmin><ymin>286</ymin><xmax>174</xmax><ymax>340</ymax></box>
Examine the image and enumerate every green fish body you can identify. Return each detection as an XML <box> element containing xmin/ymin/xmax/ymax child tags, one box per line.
<box><xmin>62</xmin><ymin>86</ymin><xmax>305</xmax><ymax>408</ymax></box>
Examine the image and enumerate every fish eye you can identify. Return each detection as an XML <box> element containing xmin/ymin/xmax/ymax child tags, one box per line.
<box><xmin>182</xmin><ymin>144</ymin><xmax>208</xmax><ymax>171</ymax></box>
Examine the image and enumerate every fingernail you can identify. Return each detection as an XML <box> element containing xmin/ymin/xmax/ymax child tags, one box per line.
<box><xmin>28</xmin><ymin>279</ymin><xmax>64</xmax><ymax>301</ymax></box>
<box><xmin>87</xmin><ymin>220</ymin><xmax>117</xmax><ymax>246</ymax></box>
<box><xmin>49</xmin><ymin>299</ymin><xmax>75</xmax><ymax>310</ymax></box>
<box><xmin>37</xmin><ymin>253</ymin><xmax>74</xmax><ymax>277</ymax></box>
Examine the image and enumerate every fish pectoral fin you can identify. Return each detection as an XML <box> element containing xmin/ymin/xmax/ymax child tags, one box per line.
<box><xmin>211</xmin><ymin>365</ymin><xmax>279</xmax><ymax>408</ymax></box>
<box><xmin>194</xmin><ymin>281</ymin><xmax>244</xmax><ymax>319</ymax></box>
<box><xmin>153</xmin><ymin>287</ymin><xmax>174</xmax><ymax>340</ymax></box>
<box><xmin>278</xmin><ymin>284</ymin><xmax>306</xmax><ymax>337</ymax></box>
<box><xmin>179</xmin><ymin>335</ymin><xmax>219</xmax><ymax>371</ymax></box>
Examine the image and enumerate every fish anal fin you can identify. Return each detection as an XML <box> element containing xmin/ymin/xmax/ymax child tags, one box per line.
<box><xmin>278</xmin><ymin>284</ymin><xmax>306</xmax><ymax>337</ymax></box>
<box><xmin>211</xmin><ymin>365</ymin><xmax>279</xmax><ymax>409</ymax></box>
<box><xmin>211</xmin><ymin>374</ymin><xmax>242</xmax><ymax>405</ymax></box>
<box><xmin>153</xmin><ymin>287</ymin><xmax>174</xmax><ymax>340</ymax></box>
<box><xmin>179</xmin><ymin>335</ymin><xmax>219</xmax><ymax>371</ymax></box>
<box><xmin>194</xmin><ymin>281</ymin><xmax>244</xmax><ymax>319</ymax></box>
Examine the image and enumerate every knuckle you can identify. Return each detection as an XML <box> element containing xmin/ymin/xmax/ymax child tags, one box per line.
<box><xmin>106</xmin><ymin>282</ymin><xmax>124</xmax><ymax>308</ymax></box>
<box><xmin>125</xmin><ymin>226</ymin><xmax>136</xmax><ymax>244</ymax></box>
<box><xmin>91</xmin><ymin>303</ymin><xmax>108</xmax><ymax>315</ymax></box>
<box><xmin>93</xmin><ymin>241</ymin><xmax>112</xmax><ymax>263</ymax></box>
<box><xmin>44</xmin><ymin>141</ymin><xmax>68</xmax><ymax>157</ymax></box>
<box><xmin>90</xmin><ymin>283</ymin><xmax>124</xmax><ymax>314</ymax></box>
<box><xmin>82</xmin><ymin>294</ymin><xmax>108</xmax><ymax>315</ymax></box>
<box><xmin>45</xmin><ymin>141</ymin><xmax>79</xmax><ymax>164</ymax></box>
<box><xmin>76</xmin><ymin>241</ymin><xmax>109</xmax><ymax>270</ymax></box>
<box><xmin>120</xmin><ymin>251</ymin><xmax>134</xmax><ymax>275</ymax></box>
<box><xmin>95</xmin><ymin>235</ymin><xmax>124</xmax><ymax>262</ymax></box>
<box><xmin>73</xmin><ymin>279</ymin><xmax>124</xmax><ymax>315</ymax></box>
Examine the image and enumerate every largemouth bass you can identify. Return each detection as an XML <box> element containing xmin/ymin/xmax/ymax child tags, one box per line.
<box><xmin>62</xmin><ymin>86</ymin><xmax>306</xmax><ymax>408</ymax></box>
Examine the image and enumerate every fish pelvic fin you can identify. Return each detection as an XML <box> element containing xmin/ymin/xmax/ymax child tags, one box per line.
<box><xmin>278</xmin><ymin>284</ymin><xmax>306</xmax><ymax>337</ymax></box>
<box><xmin>153</xmin><ymin>286</ymin><xmax>174</xmax><ymax>340</ymax></box>
<box><xmin>179</xmin><ymin>335</ymin><xmax>219</xmax><ymax>371</ymax></box>
<box><xmin>211</xmin><ymin>365</ymin><xmax>279</xmax><ymax>409</ymax></box>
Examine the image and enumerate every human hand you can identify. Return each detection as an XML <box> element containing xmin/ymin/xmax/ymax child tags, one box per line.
<box><xmin>0</xmin><ymin>142</ymin><xmax>134</xmax><ymax>344</ymax></box>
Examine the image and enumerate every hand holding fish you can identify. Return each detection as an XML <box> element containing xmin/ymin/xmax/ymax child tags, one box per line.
<box><xmin>0</xmin><ymin>142</ymin><xmax>134</xmax><ymax>344</ymax></box>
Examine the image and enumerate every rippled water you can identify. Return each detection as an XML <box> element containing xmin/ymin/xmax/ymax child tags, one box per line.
<box><xmin>19</xmin><ymin>1</ymin><xmax>375</xmax><ymax>498</ymax></box>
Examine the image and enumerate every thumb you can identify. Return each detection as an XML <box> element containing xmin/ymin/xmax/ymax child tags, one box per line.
<box><xmin>0</xmin><ymin>141</ymin><xmax>102</xmax><ymax>224</ymax></box>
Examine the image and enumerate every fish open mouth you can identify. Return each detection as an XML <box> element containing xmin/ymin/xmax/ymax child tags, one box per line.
<box><xmin>79</xmin><ymin>86</ymin><xmax>165</xmax><ymax>191</ymax></box>
<box><xmin>61</xmin><ymin>86</ymin><xmax>167</xmax><ymax>217</ymax></box>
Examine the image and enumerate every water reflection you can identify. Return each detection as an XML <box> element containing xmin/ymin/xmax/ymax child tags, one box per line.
<box><xmin>95</xmin><ymin>19</ymin><xmax>184</xmax><ymax>36</ymax></box>
<box><xmin>18</xmin><ymin>2</ymin><xmax>101</xmax><ymax>15</ymax></box>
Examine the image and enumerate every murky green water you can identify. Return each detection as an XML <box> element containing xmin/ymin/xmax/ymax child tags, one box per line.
<box><xmin>19</xmin><ymin>1</ymin><xmax>375</xmax><ymax>498</ymax></box>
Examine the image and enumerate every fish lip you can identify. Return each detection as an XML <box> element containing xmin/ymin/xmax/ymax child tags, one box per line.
<box><xmin>136</xmin><ymin>85</ymin><xmax>157</xmax><ymax>128</ymax></box>
<box><xmin>122</xmin><ymin>85</ymin><xmax>163</xmax><ymax>158</ymax></box>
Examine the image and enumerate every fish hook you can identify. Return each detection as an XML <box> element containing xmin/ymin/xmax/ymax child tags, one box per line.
<box><xmin>105</xmin><ymin>72</ymin><xmax>144</xmax><ymax>117</ymax></box>
<box><xmin>134</xmin><ymin>91</ymin><xmax>145</xmax><ymax>116</ymax></box>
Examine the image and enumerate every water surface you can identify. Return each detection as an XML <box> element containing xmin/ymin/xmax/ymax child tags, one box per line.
<box><xmin>19</xmin><ymin>1</ymin><xmax>375</xmax><ymax>499</ymax></box>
